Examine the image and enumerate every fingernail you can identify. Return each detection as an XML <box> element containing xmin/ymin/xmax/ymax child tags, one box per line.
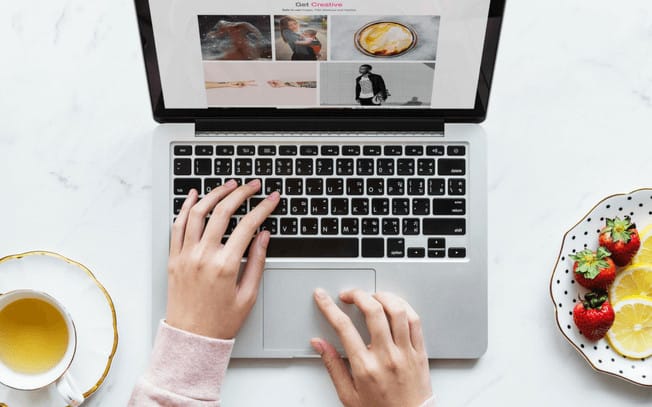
<box><xmin>267</xmin><ymin>191</ymin><xmax>280</xmax><ymax>201</ymax></box>
<box><xmin>311</xmin><ymin>338</ymin><xmax>324</xmax><ymax>355</ymax></box>
<box><xmin>226</xmin><ymin>179</ymin><xmax>237</xmax><ymax>187</ymax></box>
<box><xmin>314</xmin><ymin>288</ymin><xmax>327</xmax><ymax>299</ymax></box>
<box><xmin>259</xmin><ymin>230</ymin><xmax>271</xmax><ymax>249</ymax></box>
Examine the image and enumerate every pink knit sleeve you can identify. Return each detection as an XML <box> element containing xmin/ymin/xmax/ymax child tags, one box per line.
<box><xmin>128</xmin><ymin>320</ymin><xmax>234</xmax><ymax>406</ymax></box>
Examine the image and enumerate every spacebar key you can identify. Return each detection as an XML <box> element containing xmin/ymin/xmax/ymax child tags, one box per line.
<box><xmin>266</xmin><ymin>238</ymin><xmax>359</xmax><ymax>257</ymax></box>
<box><xmin>422</xmin><ymin>219</ymin><xmax>466</xmax><ymax>235</ymax></box>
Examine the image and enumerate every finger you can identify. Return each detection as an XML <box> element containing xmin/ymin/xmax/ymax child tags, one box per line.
<box><xmin>372</xmin><ymin>292</ymin><xmax>411</xmax><ymax>349</ymax></box>
<box><xmin>339</xmin><ymin>289</ymin><xmax>393</xmax><ymax>348</ymax></box>
<box><xmin>236</xmin><ymin>231</ymin><xmax>270</xmax><ymax>302</ymax></box>
<box><xmin>314</xmin><ymin>288</ymin><xmax>367</xmax><ymax>358</ymax></box>
<box><xmin>202</xmin><ymin>179</ymin><xmax>261</xmax><ymax>245</ymax></box>
<box><xmin>402</xmin><ymin>299</ymin><xmax>426</xmax><ymax>353</ymax></box>
<box><xmin>224</xmin><ymin>191</ymin><xmax>279</xmax><ymax>259</ymax></box>
<box><xmin>311</xmin><ymin>338</ymin><xmax>357</xmax><ymax>407</ymax></box>
<box><xmin>183</xmin><ymin>180</ymin><xmax>239</xmax><ymax>248</ymax></box>
<box><xmin>170</xmin><ymin>189</ymin><xmax>198</xmax><ymax>255</ymax></box>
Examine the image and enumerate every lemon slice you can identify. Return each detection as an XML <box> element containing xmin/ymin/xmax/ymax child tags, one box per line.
<box><xmin>609</xmin><ymin>264</ymin><xmax>652</xmax><ymax>304</ymax></box>
<box><xmin>606</xmin><ymin>295</ymin><xmax>652</xmax><ymax>358</ymax></box>
<box><xmin>632</xmin><ymin>223</ymin><xmax>652</xmax><ymax>265</ymax></box>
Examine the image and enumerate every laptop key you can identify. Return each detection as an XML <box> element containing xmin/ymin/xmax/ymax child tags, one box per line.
<box><xmin>408</xmin><ymin>248</ymin><xmax>425</xmax><ymax>258</ymax></box>
<box><xmin>407</xmin><ymin>179</ymin><xmax>425</xmax><ymax>195</ymax></box>
<box><xmin>316</xmin><ymin>159</ymin><xmax>334</xmax><ymax>175</ymax></box>
<box><xmin>405</xmin><ymin>146</ymin><xmax>424</xmax><ymax>156</ymax></box>
<box><xmin>266</xmin><ymin>238</ymin><xmax>359</xmax><ymax>257</ymax></box>
<box><xmin>300</xmin><ymin>145</ymin><xmax>318</xmax><ymax>155</ymax></box>
<box><xmin>371</xmin><ymin>198</ymin><xmax>389</xmax><ymax>215</ymax></box>
<box><xmin>447</xmin><ymin>146</ymin><xmax>466</xmax><ymax>156</ymax></box>
<box><xmin>363</xmin><ymin>145</ymin><xmax>382</xmax><ymax>156</ymax></box>
<box><xmin>387</xmin><ymin>179</ymin><xmax>405</xmax><ymax>195</ymax></box>
<box><xmin>194</xmin><ymin>158</ymin><xmax>212</xmax><ymax>175</ymax></box>
<box><xmin>260</xmin><ymin>218</ymin><xmax>278</xmax><ymax>234</ymax></box>
<box><xmin>235</xmin><ymin>158</ymin><xmax>253</xmax><ymax>175</ymax></box>
<box><xmin>321</xmin><ymin>145</ymin><xmax>339</xmax><ymax>156</ymax></box>
<box><xmin>224</xmin><ymin>217</ymin><xmax>238</xmax><ymax>235</ymax></box>
<box><xmin>336</xmin><ymin>159</ymin><xmax>354</xmax><ymax>176</ymax></box>
<box><xmin>275</xmin><ymin>159</ymin><xmax>293</xmax><ymax>175</ymax></box>
<box><xmin>346</xmin><ymin>178</ymin><xmax>364</xmax><ymax>195</ymax></box>
<box><xmin>384</xmin><ymin>145</ymin><xmax>402</xmax><ymax>156</ymax></box>
<box><xmin>426</xmin><ymin>146</ymin><xmax>445</xmax><ymax>156</ymax></box>
<box><xmin>310</xmin><ymin>198</ymin><xmax>329</xmax><ymax>215</ymax></box>
<box><xmin>397</xmin><ymin>159</ymin><xmax>415</xmax><ymax>175</ymax></box>
<box><xmin>280</xmin><ymin>218</ymin><xmax>298</xmax><ymax>235</ymax></box>
<box><xmin>362</xmin><ymin>238</ymin><xmax>384</xmax><ymax>257</ymax></box>
<box><xmin>321</xmin><ymin>218</ymin><xmax>338</xmax><ymax>235</ymax></box>
<box><xmin>392</xmin><ymin>198</ymin><xmax>410</xmax><ymax>215</ymax></box>
<box><xmin>449</xmin><ymin>248</ymin><xmax>467</xmax><ymax>258</ymax></box>
<box><xmin>377</xmin><ymin>159</ymin><xmax>394</xmax><ymax>175</ymax></box>
<box><xmin>402</xmin><ymin>218</ymin><xmax>420</xmax><ymax>235</ymax></box>
<box><xmin>433</xmin><ymin>198</ymin><xmax>465</xmax><ymax>215</ymax></box>
<box><xmin>428</xmin><ymin>238</ymin><xmax>446</xmax><ymax>249</ymax></box>
<box><xmin>174</xmin><ymin>178</ymin><xmax>201</xmax><ymax>195</ymax></box>
<box><xmin>417</xmin><ymin>159</ymin><xmax>435</xmax><ymax>175</ymax></box>
<box><xmin>235</xmin><ymin>202</ymin><xmax>247</xmax><ymax>215</ymax></box>
<box><xmin>356</xmin><ymin>159</ymin><xmax>374</xmax><ymax>176</ymax></box>
<box><xmin>412</xmin><ymin>198</ymin><xmax>430</xmax><ymax>215</ymax></box>
<box><xmin>296</xmin><ymin>158</ymin><xmax>313</xmax><ymax>175</ymax></box>
<box><xmin>225</xmin><ymin>177</ymin><xmax>243</xmax><ymax>187</ymax></box>
<box><xmin>216</xmin><ymin>146</ymin><xmax>235</xmax><ymax>156</ymax></box>
<box><xmin>342</xmin><ymin>145</ymin><xmax>360</xmax><ymax>156</ymax></box>
<box><xmin>271</xmin><ymin>198</ymin><xmax>288</xmax><ymax>215</ymax></box>
<box><xmin>279</xmin><ymin>145</ymin><xmax>297</xmax><ymax>156</ymax></box>
<box><xmin>423</xmin><ymin>219</ymin><xmax>466</xmax><ymax>235</ymax></box>
<box><xmin>300</xmin><ymin>218</ymin><xmax>318</xmax><ymax>235</ymax></box>
<box><xmin>428</xmin><ymin>179</ymin><xmax>446</xmax><ymax>195</ymax></box>
<box><xmin>290</xmin><ymin>198</ymin><xmax>308</xmax><ymax>215</ymax></box>
<box><xmin>326</xmin><ymin>178</ymin><xmax>344</xmax><ymax>195</ymax></box>
<box><xmin>237</xmin><ymin>145</ymin><xmax>255</xmax><ymax>155</ymax></box>
<box><xmin>331</xmin><ymin>198</ymin><xmax>349</xmax><ymax>215</ymax></box>
<box><xmin>174</xmin><ymin>158</ymin><xmax>191</xmax><ymax>175</ymax></box>
<box><xmin>174</xmin><ymin>145</ymin><xmax>192</xmax><ymax>156</ymax></box>
<box><xmin>173</xmin><ymin>198</ymin><xmax>184</xmax><ymax>215</ymax></box>
<box><xmin>387</xmin><ymin>238</ymin><xmax>405</xmax><ymax>258</ymax></box>
<box><xmin>214</xmin><ymin>159</ymin><xmax>232</xmax><ymax>175</ymax></box>
<box><xmin>428</xmin><ymin>249</ymin><xmax>446</xmax><ymax>258</ymax></box>
<box><xmin>195</xmin><ymin>145</ymin><xmax>213</xmax><ymax>156</ymax></box>
<box><xmin>265</xmin><ymin>178</ymin><xmax>282</xmax><ymax>194</ymax></box>
<box><xmin>255</xmin><ymin>159</ymin><xmax>273</xmax><ymax>175</ymax></box>
<box><xmin>351</xmin><ymin>198</ymin><xmax>369</xmax><ymax>215</ymax></box>
<box><xmin>204</xmin><ymin>178</ymin><xmax>222</xmax><ymax>194</ymax></box>
<box><xmin>367</xmin><ymin>179</ymin><xmax>384</xmax><ymax>195</ymax></box>
<box><xmin>448</xmin><ymin>179</ymin><xmax>466</xmax><ymax>196</ymax></box>
<box><xmin>382</xmin><ymin>218</ymin><xmax>400</xmax><ymax>235</ymax></box>
<box><xmin>341</xmin><ymin>218</ymin><xmax>359</xmax><ymax>235</ymax></box>
<box><xmin>258</xmin><ymin>145</ymin><xmax>276</xmax><ymax>156</ymax></box>
<box><xmin>438</xmin><ymin>159</ymin><xmax>466</xmax><ymax>175</ymax></box>
<box><xmin>306</xmin><ymin>178</ymin><xmax>323</xmax><ymax>195</ymax></box>
<box><xmin>285</xmin><ymin>178</ymin><xmax>303</xmax><ymax>195</ymax></box>
<box><xmin>361</xmin><ymin>218</ymin><xmax>379</xmax><ymax>235</ymax></box>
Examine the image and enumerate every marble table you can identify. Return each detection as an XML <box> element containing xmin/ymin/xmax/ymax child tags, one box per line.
<box><xmin>1</xmin><ymin>0</ymin><xmax>652</xmax><ymax>405</ymax></box>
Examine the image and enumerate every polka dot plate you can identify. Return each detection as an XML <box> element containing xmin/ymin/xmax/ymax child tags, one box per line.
<box><xmin>550</xmin><ymin>188</ymin><xmax>652</xmax><ymax>386</ymax></box>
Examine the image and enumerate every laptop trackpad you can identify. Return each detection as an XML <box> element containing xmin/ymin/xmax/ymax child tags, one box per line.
<box><xmin>263</xmin><ymin>269</ymin><xmax>376</xmax><ymax>353</ymax></box>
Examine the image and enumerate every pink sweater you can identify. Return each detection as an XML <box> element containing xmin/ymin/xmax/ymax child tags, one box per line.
<box><xmin>129</xmin><ymin>321</ymin><xmax>435</xmax><ymax>406</ymax></box>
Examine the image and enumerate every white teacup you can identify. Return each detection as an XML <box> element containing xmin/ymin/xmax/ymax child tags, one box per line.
<box><xmin>0</xmin><ymin>290</ymin><xmax>85</xmax><ymax>406</ymax></box>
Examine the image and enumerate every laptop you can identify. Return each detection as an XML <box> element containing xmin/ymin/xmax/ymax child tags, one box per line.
<box><xmin>135</xmin><ymin>0</ymin><xmax>505</xmax><ymax>358</ymax></box>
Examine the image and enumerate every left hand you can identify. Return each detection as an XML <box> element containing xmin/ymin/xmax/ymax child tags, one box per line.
<box><xmin>267</xmin><ymin>80</ymin><xmax>287</xmax><ymax>88</ymax></box>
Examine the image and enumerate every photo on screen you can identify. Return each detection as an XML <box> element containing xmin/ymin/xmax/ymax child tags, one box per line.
<box><xmin>330</xmin><ymin>16</ymin><xmax>440</xmax><ymax>61</ymax></box>
<box><xmin>198</xmin><ymin>15</ymin><xmax>273</xmax><ymax>61</ymax></box>
<box><xmin>203</xmin><ymin>61</ymin><xmax>318</xmax><ymax>107</ymax></box>
<box><xmin>320</xmin><ymin>62</ymin><xmax>435</xmax><ymax>107</ymax></box>
<box><xmin>274</xmin><ymin>15</ymin><xmax>328</xmax><ymax>61</ymax></box>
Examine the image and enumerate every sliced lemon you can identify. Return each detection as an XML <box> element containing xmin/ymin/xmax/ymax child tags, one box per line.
<box><xmin>632</xmin><ymin>223</ymin><xmax>652</xmax><ymax>265</ymax></box>
<box><xmin>606</xmin><ymin>295</ymin><xmax>652</xmax><ymax>358</ymax></box>
<box><xmin>609</xmin><ymin>264</ymin><xmax>652</xmax><ymax>304</ymax></box>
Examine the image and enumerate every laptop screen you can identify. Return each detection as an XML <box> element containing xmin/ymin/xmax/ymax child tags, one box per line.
<box><xmin>148</xmin><ymin>0</ymin><xmax>491</xmax><ymax>111</ymax></box>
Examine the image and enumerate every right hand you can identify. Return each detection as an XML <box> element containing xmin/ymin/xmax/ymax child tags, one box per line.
<box><xmin>312</xmin><ymin>289</ymin><xmax>433</xmax><ymax>407</ymax></box>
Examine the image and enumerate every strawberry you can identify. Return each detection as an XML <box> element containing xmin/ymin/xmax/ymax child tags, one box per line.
<box><xmin>570</xmin><ymin>247</ymin><xmax>616</xmax><ymax>290</ymax></box>
<box><xmin>573</xmin><ymin>291</ymin><xmax>615</xmax><ymax>341</ymax></box>
<box><xmin>599</xmin><ymin>216</ymin><xmax>641</xmax><ymax>266</ymax></box>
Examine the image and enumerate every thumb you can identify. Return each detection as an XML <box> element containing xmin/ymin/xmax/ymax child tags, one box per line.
<box><xmin>311</xmin><ymin>338</ymin><xmax>357</xmax><ymax>407</ymax></box>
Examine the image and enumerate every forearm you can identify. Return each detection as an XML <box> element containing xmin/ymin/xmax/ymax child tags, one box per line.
<box><xmin>129</xmin><ymin>321</ymin><xmax>234</xmax><ymax>406</ymax></box>
<box><xmin>283</xmin><ymin>81</ymin><xmax>317</xmax><ymax>88</ymax></box>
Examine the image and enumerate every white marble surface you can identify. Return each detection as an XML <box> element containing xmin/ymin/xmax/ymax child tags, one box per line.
<box><xmin>1</xmin><ymin>0</ymin><xmax>652</xmax><ymax>405</ymax></box>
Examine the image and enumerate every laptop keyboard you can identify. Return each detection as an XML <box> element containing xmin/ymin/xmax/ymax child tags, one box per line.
<box><xmin>171</xmin><ymin>143</ymin><xmax>467</xmax><ymax>259</ymax></box>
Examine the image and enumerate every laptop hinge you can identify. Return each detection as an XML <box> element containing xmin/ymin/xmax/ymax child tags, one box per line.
<box><xmin>194</xmin><ymin>118</ymin><xmax>445</xmax><ymax>133</ymax></box>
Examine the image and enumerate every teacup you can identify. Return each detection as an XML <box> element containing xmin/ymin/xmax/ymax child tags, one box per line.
<box><xmin>0</xmin><ymin>290</ymin><xmax>84</xmax><ymax>406</ymax></box>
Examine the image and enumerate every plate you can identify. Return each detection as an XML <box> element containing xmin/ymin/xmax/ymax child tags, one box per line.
<box><xmin>550</xmin><ymin>188</ymin><xmax>652</xmax><ymax>386</ymax></box>
<box><xmin>0</xmin><ymin>251</ymin><xmax>118</xmax><ymax>406</ymax></box>
<box><xmin>354</xmin><ymin>21</ymin><xmax>417</xmax><ymax>57</ymax></box>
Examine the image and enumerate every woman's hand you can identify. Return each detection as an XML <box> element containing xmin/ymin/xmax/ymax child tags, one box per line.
<box><xmin>312</xmin><ymin>289</ymin><xmax>433</xmax><ymax>407</ymax></box>
<box><xmin>165</xmin><ymin>179</ymin><xmax>279</xmax><ymax>339</ymax></box>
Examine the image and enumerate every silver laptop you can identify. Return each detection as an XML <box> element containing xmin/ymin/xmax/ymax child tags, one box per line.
<box><xmin>136</xmin><ymin>0</ymin><xmax>505</xmax><ymax>358</ymax></box>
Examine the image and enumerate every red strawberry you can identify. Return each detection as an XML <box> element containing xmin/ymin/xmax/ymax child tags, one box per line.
<box><xmin>599</xmin><ymin>216</ymin><xmax>641</xmax><ymax>266</ymax></box>
<box><xmin>573</xmin><ymin>291</ymin><xmax>615</xmax><ymax>341</ymax></box>
<box><xmin>570</xmin><ymin>247</ymin><xmax>616</xmax><ymax>290</ymax></box>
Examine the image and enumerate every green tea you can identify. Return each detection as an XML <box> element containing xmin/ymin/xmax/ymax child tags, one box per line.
<box><xmin>0</xmin><ymin>298</ymin><xmax>69</xmax><ymax>374</ymax></box>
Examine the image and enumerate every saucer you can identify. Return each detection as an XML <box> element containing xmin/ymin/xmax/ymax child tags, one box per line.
<box><xmin>0</xmin><ymin>251</ymin><xmax>118</xmax><ymax>406</ymax></box>
<box><xmin>550</xmin><ymin>188</ymin><xmax>652</xmax><ymax>386</ymax></box>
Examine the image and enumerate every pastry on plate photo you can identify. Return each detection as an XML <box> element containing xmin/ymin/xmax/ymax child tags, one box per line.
<box><xmin>354</xmin><ymin>21</ymin><xmax>417</xmax><ymax>57</ymax></box>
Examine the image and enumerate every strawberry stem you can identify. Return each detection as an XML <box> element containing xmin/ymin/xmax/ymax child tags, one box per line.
<box><xmin>582</xmin><ymin>291</ymin><xmax>608</xmax><ymax>309</ymax></box>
